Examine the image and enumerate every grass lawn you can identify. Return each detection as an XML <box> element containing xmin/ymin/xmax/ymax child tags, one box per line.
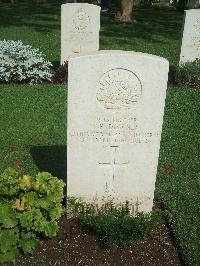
<box><xmin>0</xmin><ymin>1</ymin><xmax>199</xmax><ymax>265</ymax></box>
<box><xmin>157</xmin><ymin>87</ymin><xmax>200</xmax><ymax>266</ymax></box>
<box><xmin>0</xmin><ymin>85</ymin><xmax>67</xmax><ymax>180</ymax></box>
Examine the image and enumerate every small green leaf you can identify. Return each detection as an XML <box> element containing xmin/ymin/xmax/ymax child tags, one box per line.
<box><xmin>34</xmin><ymin>217</ymin><xmax>47</xmax><ymax>233</ymax></box>
<box><xmin>0</xmin><ymin>168</ymin><xmax>20</xmax><ymax>198</ymax></box>
<box><xmin>19</xmin><ymin>208</ymin><xmax>43</xmax><ymax>229</ymax></box>
<box><xmin>0</xmin><ymin>247</ymin><xmax>19</xmax><ymax>263</ymax></box>
<box><xmin>24</xmin><ymin>191</ymin><xmax>39</xmax><ymax>207</ymax></box>
<box><xmin>44</xmin><ymin>221</ymin><xmax>59</xmax><ymax>237</ymax></box>
<box><xmin>48</xmin><ymin>204</ymin><xmax>64</xmax><ymax>220</ymax></box>
<box><xmin>0</xmin><ymin>203</ymin><xmax>17</xmax><ymax>228</ymax></box>
<box><xmin>0</xmin><ymin>229</ymin><xmax>19</xmax><ymax>253</ymax></box>
<box><xmin>19</xmin><ymin>175</ymin><xmax>32</xmax><ymax>191</ymax></box>
<box><xmin>19</xmin><ymin>235</ymin><xmax>37</xmax><ymax>254</ymax></box>
<box><xmin>18</xmin><ymin>211</ymin><xmax>33</xmax><ymax>229</ymax></box>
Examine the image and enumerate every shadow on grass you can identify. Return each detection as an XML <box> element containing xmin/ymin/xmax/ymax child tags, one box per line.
<box><xmin>0</xmin><ymin>0</ymin><xmax>62</xmax><ymax>32</ymax></box>
<box><xmin>30</xmin><ymin>145</ymin><xmax>67</xmax><ymax>183</ymax></box>
<box><xmin>168</xmin><ymin>64</ymin><xmax>178</xmax><ymax>85</ymax></box>
<box><xmin>100</xmin><ymin>7</ymin><xmax>183</xmax><ymax>48</ymax></box>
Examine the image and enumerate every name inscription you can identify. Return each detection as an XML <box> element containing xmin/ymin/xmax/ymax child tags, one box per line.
<box><xmin>69</xmin><ymin>117</ymin><xmax>160</xmax><ymax>144</ymax></box>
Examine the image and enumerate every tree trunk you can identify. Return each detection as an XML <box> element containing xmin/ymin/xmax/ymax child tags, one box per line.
<box><xmin>116</xmin><ymin>0</ymin><xmax>134</xmax><ymax>22</ymax></box>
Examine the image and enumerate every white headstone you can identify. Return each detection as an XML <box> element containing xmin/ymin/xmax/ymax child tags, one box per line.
<box><xmin>61</xmin><ymin>3</ymin><xmax>100</xmax><ymax>64</ymax></box>
<box><xmin>67</xmin><ymin>51</ymin><xmax>169</xmax><ymax>214</ymax></box>
<box><xmin>180</xmin><ymin>9</ymin><xmax>200</xmax><ymax>64</ymax></box>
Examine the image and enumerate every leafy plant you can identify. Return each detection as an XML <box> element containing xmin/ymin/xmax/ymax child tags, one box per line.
<box><xmin>0</xmin><ymin>168</ymin><xmax>65</xmax><ymax>263</ymax></box>
<box><xmin>51</xmin><ymin>63</ymin><xmax>68</xmax><ymax>84</ymax></box>
<box><xmin>68</xmin><ymin>197</ymin><xmax>162</xmax><ymax>247</ymax></box>
<box><xmin>175</xmin><ymin>59</ymin><xmax>200</xmax><ymax>89</ymax></box>
<box><xmin>0</xmin><ymin>40</ymin><xmax>52</xmax><ymax>83</ymax></box>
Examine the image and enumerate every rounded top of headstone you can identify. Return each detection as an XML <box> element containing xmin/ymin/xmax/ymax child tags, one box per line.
<box><xmin>185</xmin><ymin>8</ymin><xmax>200</xmax><ymax>12</ymax></box>
<box><xmin>69</xmin><ymin>50</ymin><xmax>169</xmax><ymax>65</ymax></box>
<box><xmin>61</xmin><ymin>3</ymin><xmax>101</xmax><ymax>10</ymax></box>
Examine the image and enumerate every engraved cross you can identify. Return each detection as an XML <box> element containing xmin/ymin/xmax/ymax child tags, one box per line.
<box><xmin>98</xmin><ymin>146</ymin><xmax>129</xmax><ymax>182</ymax></box>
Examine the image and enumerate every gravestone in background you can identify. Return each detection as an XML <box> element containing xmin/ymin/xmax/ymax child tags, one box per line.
<box><xmin>67</xmin><ymin>51</ymin><xmax>169</xmax><ymax>214</ymax></box>
<box><xmin>61</xmin><ymin>3</ymin><xmax>100</xmax><ymax>64</ymax></box>
<box><xmin>180</xmin><ymin>9</ymin><xmax>200</xmax><ymax>64</ymax></box>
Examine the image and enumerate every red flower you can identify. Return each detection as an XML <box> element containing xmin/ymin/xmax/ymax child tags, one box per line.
<box><xmin>9</xmin><ymin>144</ymin><xmax>17</xmax><ymax>150</ymax></box>
<box><xmin>163</xmin><ymin>164</ymin><xmax>172</xmax><ymax>173</ymax></box>
<box><xmin>15</xmin><ymin>162</ymin><xmax>22</xmax><ymax>168</ymax></box>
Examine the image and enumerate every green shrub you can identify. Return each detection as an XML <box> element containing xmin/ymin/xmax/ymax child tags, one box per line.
<box><xmin>0</xmin><ymin>168</ymin><xmax>65</xmax><ymax>263</ymax></box>
<box><xmin>175</xmin><ymin>59</ymin><xmax>200</xmax><ymax>89</ymax></box>
<box><xmin>68</xmin><ymin>197</ymin><xmax>162</xmax><ymax>247</ymax></box>
<box><xmin>138</xmin><ymin>0</ymin><xmax>152</xmax><ymax>8</ymax></box>
<box><xmin>0</xmin><ymin>40</ymin><xmax>52</xmax><ymax>84</ymax></box>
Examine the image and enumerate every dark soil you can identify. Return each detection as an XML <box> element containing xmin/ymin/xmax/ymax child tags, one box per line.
<box><xmin>6</xmin><ymin>215</ymin><xmax>184</xmax><ymax>266</ymax></box>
